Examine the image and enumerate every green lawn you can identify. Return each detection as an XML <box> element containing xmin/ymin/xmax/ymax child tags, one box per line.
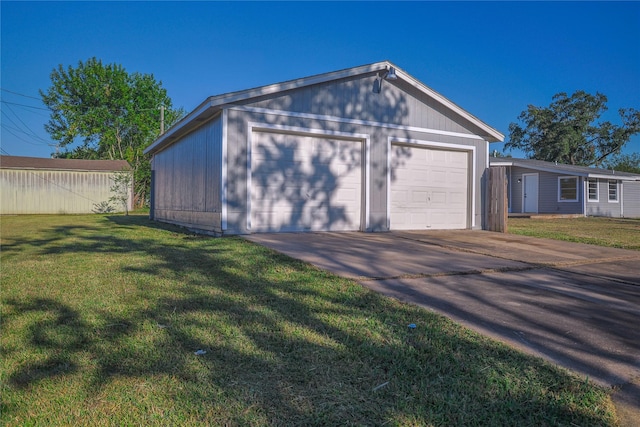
<box><xmin>508</xmin><ymin>216</ymin><xmax>640</xmax><ymax>250</ymax></box>
<box><xmin>1</xmin><ymin>214</ymin><xmax>618</xmax><ymax>426</ymax></box>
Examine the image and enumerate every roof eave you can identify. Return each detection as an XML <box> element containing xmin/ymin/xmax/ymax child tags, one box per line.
<box><xmin>490</xmin><ymin>159</ymin><xmax>640</xmax><ymax>180</ymax></box>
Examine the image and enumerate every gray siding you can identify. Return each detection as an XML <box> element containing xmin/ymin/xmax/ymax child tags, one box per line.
<box><xmin>0</xmin><ymin>169</ymin><xmax>130</xmax><ymax>214</ymax></box>
<box><xmin>507</xmin><ymin>166</ymin><xmax>583</xmax><ymax>214</ymax></box>
<box><xmin>152</xmin><ymin>116</ymin><xmax>223</xmax><ymax>232</ymax></box>
<box><xmin>224</xmin><ymin>101</ymin><xmax>487</xmax><ymax>234</ymax></box>
<box><xmin>245</xmin><ymin>74</ymin><xmax>489</xmax><ymax>137</ymax></box>
<box><xmin>585</xmin><ymin>179</ymin><xmax>622</xmax><ymax>217</ymax></box>
<box><xmin>622</xmin><ymin>181</ymin><xmax>640</xmax><ymax>218</ymax></box>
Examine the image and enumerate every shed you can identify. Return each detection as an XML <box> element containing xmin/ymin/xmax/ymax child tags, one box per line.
<box><xmin>144</xmin><ymin>61</ymin><xmax>504</xmax><ymax>234</ymax></box>
<box><xmin>0</xmin><ymin>156</ymin><xmax>132</xmax><ymax>214</ymax></box>
<box><xmin>489</xmin><ymin>158</ymin><xmax>640</xmax><ymax>218</ymax></box>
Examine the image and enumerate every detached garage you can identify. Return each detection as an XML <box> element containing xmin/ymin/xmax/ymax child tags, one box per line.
<box><xmin>144</xmin><ymin>61</ymin><xmax>503</xmax><ymax>234</ymax></box>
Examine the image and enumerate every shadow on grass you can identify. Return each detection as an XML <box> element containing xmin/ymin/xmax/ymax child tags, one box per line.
<box><xmin>1</xmin><ymin>215</ymin><xmax>616</xmax><ymax>425</ymax></box>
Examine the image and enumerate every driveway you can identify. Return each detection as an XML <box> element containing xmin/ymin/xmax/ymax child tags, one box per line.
<box><xmin>246</xmin><ymin>230</ymin><xmax>640</xmax><ymax>421</ymax></box>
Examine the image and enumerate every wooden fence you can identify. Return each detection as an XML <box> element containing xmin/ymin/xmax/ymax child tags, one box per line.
<box><xmin>486</xmin><ymin>166</ymin><xmax>507</xmax><ymax>232</ymax></box>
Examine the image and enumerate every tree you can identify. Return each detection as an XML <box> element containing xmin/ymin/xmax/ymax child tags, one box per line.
<box><xmin>505</xmin><ymin>91</ymin><xmax>640</xmax><ymax>166</ymax></box>
<box><xmin>603</xmin><ymin>152</ymin><xmax>640</xmax><ymax>174</ymax></box>
<box><xmin>109</xmin><ymin>170</ymin><xmax>133</xmax><ymax>216</ymax></box>
<box><xmin>40</xmin><ymin>58</ymin><xmax>184</xmax><ymax>206</ymax></box>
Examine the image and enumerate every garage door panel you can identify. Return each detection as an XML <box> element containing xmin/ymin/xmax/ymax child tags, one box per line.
<box><xmin>391</xmin><ymin>145</ymin><xmax>469</xmax><ymax>230</ymax></box>
<box><xmin>430</xmin><ymin>169</ymin><xmax>447</xmax><ymax>185</ymax></box>
<box><xmin>251</xmin><ymin>132</ymin><xmax>362</xmax><ymax>232</ymax></box>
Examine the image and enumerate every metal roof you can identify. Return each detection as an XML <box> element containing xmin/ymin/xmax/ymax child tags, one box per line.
<box><xmin>145</xmin><ymin>61</ymin><xmax>504</xmax><ymax>155</ymax></box>
<box><xmin>490</xmin><ymin>158</ymin><xmax>640</xmax><ymax>181</ymax></box>
<box><xmin>0</xmin><ymin>155</ymin><xmax>131</xmax><ymax>172</ymax></box>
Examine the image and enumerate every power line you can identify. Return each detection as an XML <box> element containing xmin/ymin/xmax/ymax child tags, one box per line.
<box><xmin>2</xmin><ymin>104</ymin><xmax>51</xmax><ymax>144</ymax></box>
<box><xmin>0</xmin><ymin>87</ymin><xmax>42</xmax><ymax>101</ymax></box>
<box><xmin>0</xmin><ymin>100</ymin><xmax>50</xmax><ymax>111</ymax></box>
<box><xmin>1</xmin><ymin>124</ymin><xmax>49</xmax><ymax>147</ymax></box>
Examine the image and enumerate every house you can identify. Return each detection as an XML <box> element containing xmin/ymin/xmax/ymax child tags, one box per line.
<box><xmin>489</xmin><ymin>157</ymin><xmax>640</xmax><ymax>218</ymax></box>
<box><xmin>144</xmin><ymin>61</ymin><xmax>504</xmax><ymax>235</ymax></box>
<box><xmin>0</xmin><ymin>156</ymin><xmax>132</xmax><ymax>214</ymax></box>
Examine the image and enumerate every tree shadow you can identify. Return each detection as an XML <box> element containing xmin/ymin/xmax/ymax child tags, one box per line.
<box><xmin>1</xmin><ymin>216</ymin><xmax>615</xmax><ymax>425</ymax></box>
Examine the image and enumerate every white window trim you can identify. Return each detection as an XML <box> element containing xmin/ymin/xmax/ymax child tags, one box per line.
<box><xmin>608</xmin><ymin>180</ymin><xmax>619</xmax><ymax>203</ymax></box>
<box><xmin>558</xmin><ymin>176</ymin><xmax>579</xmax><ymax>202</ymax></box>
<box><xmin>387</xmin><ymin>137</ymin><xmax>476</xmax><ymax>229</ymax></box>
<box><xmin>587</xmin><ymin>178</ymin><xmax>598</xmax><ymax>202</ymax></box>
<box><xmin>246</xmin><ymin>121</ymin><xmax>370</xmax><ymax>232</ymax></box>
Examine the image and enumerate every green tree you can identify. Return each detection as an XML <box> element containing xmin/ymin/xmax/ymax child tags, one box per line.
<box><xmin>109</xmin><ymin>170</ymin><xmax>133</xmax><ymax>216</ymax></box>
<box><xmin>40</xmin><ymin>57</ymin><xmax>184</xmax><ymax>206</ymax></box>
<box><xmin>505</xmin><ymin>91</ymin><xmax>640</xmax><ymax>166</ymax></box>
<box><xmin>603</xmin><ymin>152</ymin><xmax>640</xmax><ymax>174</ymax></box>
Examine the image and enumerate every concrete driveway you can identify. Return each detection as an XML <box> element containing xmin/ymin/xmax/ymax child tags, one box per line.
<box><xmin>246</xmin><ymin>230</ymin><xmax>640</xmax><ymax>422</ymax></box>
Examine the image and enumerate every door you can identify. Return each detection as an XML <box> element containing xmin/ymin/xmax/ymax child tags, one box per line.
<box><xmin>390</xmin><ymin>145</ymin><xmax>469</xmax><ymax>230</ymax></box>
<box><xmin>523</xmin><ymin>173</ymin><xmax>539</xmax><ymax>213</ymax></box>
<box><xmin>250</xmin><ymin>131</ymin><xmax>363</xmax><ymax>232</ymax></box>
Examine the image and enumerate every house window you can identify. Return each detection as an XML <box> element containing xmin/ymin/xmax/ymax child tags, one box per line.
<box><xmin>558</xmin><ymin>176</ymin><xmax>578</xmax><ymax>202</ymax></box>
<box><xmin>587</xmin><ymin>179</ymin><xmax>598</xmax><ymax>202</ymax></box>
<box><xmin>608</xmin><ymin>180</ymin><xmax>618</xmax><ymax>202</ymax></box>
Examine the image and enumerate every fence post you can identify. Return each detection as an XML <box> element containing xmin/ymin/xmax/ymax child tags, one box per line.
<box><xmin>487</xmin><ymin>167</ymin><xmax>507</xmax><ymax>232</ymax></box>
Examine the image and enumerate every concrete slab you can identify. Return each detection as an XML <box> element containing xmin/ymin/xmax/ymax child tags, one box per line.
<box><xmin>247</xmin><ymin>232</ymin><xmax>528</xmax><ymax>280</ymax></box>
<box><xmin>392</xmin><ymin>230</ymin><xmax>640</xmax><ymax>267</ymax></box>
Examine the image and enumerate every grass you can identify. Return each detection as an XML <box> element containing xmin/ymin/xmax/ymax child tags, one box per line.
<box><xmin>508</xmin><ymin>216</ymin><xmax>640</xmax><ymax>250</ymax></box>
<box><xmin>1</xmin><ymin>214</ymin><xmax>618</xmax><ymax>426</ymax></box>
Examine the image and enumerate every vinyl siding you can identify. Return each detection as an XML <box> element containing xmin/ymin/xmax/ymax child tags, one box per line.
<box><xmin>0</xmin><ymin>169</ymin><xmax>131</xmax><ymax>214</ymax></box>
<box><xmin>151</xmin><ymin>73</ymin><xmax>493</xmax><ymax>234</ymax></box>
<box><xmin>585</xmin><ymin>179</ymin><xmax>622</xmax><ymax>217</ymax></box>
<box><xmin>507</xmin><ymin>167</ymin><xmax>583</xmax><ymax>214</ymax></box>
<box><xmin>622</xmin><ymin>181</ymin><xmax>640</xmax><ymax>218</ymax></box>
<box><xmin>152</xmin><ymin>116</ymin><xmax>223</xmax><ymax>232</ymax></box>
<box><xmin>244</xmin><ymin>74</ymin><xmax>489</xmax><ymax>137</ymax></box>
<box><xmin>224</xmin><ymin>101</ymin><xmax>487</xmax><ymax>234</ymax></box>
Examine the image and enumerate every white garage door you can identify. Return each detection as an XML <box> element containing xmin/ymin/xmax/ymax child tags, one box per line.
<box><xmin>251</xmin><ymin>131</ymin><xmax>362</xmax><ymax>232</ymax></box>
<box><xmin>391</xmin><ymin>145</ymin><xmax>469</xmax><ymax>230</ymax></box>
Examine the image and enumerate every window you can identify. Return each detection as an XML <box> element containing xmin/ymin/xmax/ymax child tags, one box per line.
<box><xmin>558</xmin><ymin>177</ymin><xmax>578</xmax><ymax>202</ymax></box>
<box><xmin>587</xmin><ymin>179</ymin><xmax>598</xmax><ymax>202</ymax></box>
<box><xmin>608</xmin><ymin>180</ymin><xmax>618</xmax><ymax>202</ymax></box>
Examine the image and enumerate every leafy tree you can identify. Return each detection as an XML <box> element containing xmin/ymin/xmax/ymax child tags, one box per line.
<box><xmin>109</xmin><ymin>170</ymin><xmax>133</xmax><ymax>216</ymax></box>
<box><xmin>603</xmin><ymin>152</ymin><xmax>640</xmax><ymax>174</ymax></box>
<box><xmin>505</xmin><ymin>91</ymin><xmax>640</xmax><ymax>166</ymax></box>
<box><xmin>40</xmin><ymin>58</ymin><xmax>184</xmax><ymax>206</ymax></box>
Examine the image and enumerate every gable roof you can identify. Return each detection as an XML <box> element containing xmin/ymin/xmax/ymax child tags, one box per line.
<box><xmin>0</xmin><ymin>155</ymin><xmax>130</xmax><ymax>172</ymax></box>
<box><xmin>490</xmin><ymin>158</ymin><xmax>640</xmax><ymax>181</ymax></box>
<box><xmin>145</xmin><ymin>61</ymin><xmax>504</xmax><ymax>155</ymax></box>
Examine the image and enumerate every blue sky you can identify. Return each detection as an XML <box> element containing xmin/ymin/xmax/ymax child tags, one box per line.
<box><xmin>1</xmin><ymin>1</ymin><xmax>639</xmax><ymax>159</ymax></box>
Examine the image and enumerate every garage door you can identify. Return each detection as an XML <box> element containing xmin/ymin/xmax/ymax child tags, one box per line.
<box><xmin>391</xmin><ymin>145</ymin><xmax>469</xmax><ymax>230</ymax></box>
<box><xmin>251</xmin><ymin>131</ymin><xmax>362</xmax><ymax>232</ymax></box>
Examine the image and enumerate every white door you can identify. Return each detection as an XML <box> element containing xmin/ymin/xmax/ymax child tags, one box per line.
<box><xmin>523</xmin><ymin>173</ymin><xmax>539</xmax><ymax>213</ymax></box>
<box><xmin>390</xmin><ymin>145</ymin><xmax>469</xmax><ymax>230</ymax></box>
<box><xmin>250</xmin><ymin>132</ymin><xmax>362</xmax><ymax>232</ymax></box>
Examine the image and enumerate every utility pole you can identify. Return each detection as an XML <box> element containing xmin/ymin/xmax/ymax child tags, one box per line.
<box><xmin>160</xmin><ymin>105</ymin><xmax>165</xmax><ymax>135</ymax></box>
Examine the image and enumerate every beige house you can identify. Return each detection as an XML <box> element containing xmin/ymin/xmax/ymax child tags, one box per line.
<box><xmin>0</xmin><ymin>156</ymin><xmax>132</xmax><ymax>214</ymax></box>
